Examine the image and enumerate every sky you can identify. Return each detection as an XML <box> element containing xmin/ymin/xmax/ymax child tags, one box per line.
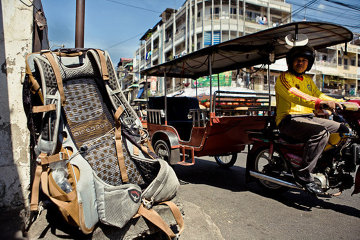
<box><xmin>41</xmin><ymin>0</ymin><xmax>360</xmax><ymax>64</ymax></box>
<box><xmin>41</xmin><ymin>0</ymin><xmax>183</xmax><ymax>63</ymax></box>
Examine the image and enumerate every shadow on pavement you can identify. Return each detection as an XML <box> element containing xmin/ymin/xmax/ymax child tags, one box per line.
<box><xmin>173</xmin><ymin>157</ymin><xmax>360</xmax><ymax>219</ymax></box>
<box><xmin>173</xmin><ymin>158</ymin><xmax>247</xmax><ymax>192</ymax></box>
<box><xmin>247</xmin><ymin>182</ymin><xmax>360</xmax><ymax>219</ymax></box>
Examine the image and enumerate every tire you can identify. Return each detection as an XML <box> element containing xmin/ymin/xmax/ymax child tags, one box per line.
<box><xmin>154</xmin><ymin>139</ymin><xmax>171</xmax><ymax>163</ymax></box>
<box><xmin>247</xmin><ymin>147</ymin><xmax>288</xmax><ymax>194</ymax></box>
<box><xmin>214</xmin><ymin>153</ymin><xmax>237</xmax><ymax>168</ymax></box>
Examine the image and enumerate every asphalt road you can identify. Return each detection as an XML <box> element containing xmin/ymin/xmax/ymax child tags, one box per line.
<box><xmin>174</xmin><ymin>151</ymin><xmax>360</xmax><ymax>240</ymax></box>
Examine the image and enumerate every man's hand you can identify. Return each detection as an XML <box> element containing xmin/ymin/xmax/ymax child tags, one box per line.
<box><xmin>335</xmin><ymin>102</ymin><xmax>343</xmax><ymax>110</ymax></box>
<box><xmin>320</xmin><ymin>100</ymin><xmax>341</xmax><ymax>110</ymax></box>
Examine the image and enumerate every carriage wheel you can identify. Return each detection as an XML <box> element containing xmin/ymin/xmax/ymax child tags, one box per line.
<box><xmin>214</xmin><ymin>153</ymin><xmax>237</xmax><ymax>168</ymax></box>
<box><xmin>154</xmin><ymin>140</ymin><xmax>171</xmax><ymax>163</ymax></box>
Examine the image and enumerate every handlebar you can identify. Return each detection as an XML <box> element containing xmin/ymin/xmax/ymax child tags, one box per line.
<box><xmin>321</xmin><ymin>102</ymin><xmax>359</xmax><ymax>112</ymax></box>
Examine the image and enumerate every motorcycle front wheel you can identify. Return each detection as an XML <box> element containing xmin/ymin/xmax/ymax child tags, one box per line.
<box><xmin>247</xmin><ymin>147</ymin><xmax>288</xmax><ymax>194</ymax></box>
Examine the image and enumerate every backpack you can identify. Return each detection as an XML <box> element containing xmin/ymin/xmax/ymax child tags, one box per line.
<box><xmin>23</xmin><ymin>48</ymin><xmax>184</xmax><ymax>238</ymax></box>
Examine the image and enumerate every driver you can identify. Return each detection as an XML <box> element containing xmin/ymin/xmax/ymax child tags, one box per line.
<box><xmin>275</xmin><ymin>45</ymin><xmax>348</xmax><ymax>194</ymax></box>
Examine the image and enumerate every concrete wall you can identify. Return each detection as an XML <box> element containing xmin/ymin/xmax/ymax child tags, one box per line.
<box><xmin>0</xmin><ymin>0</ymin><xmax>33</xmax><ymax>208</ymax></box>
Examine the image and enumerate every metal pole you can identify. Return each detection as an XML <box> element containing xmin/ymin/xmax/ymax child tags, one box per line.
<box><xmin>267</xmin><ymin>64</ymin><xmax>271</xmax><ymax>112</ymax></box>
<box><xmin>195</xmin><ymin>79</ymin><xmax>198</xmax><ymax>98</ymax></box>
<box><xmin>145</xmin><ymin>76</ymin><xmax>148</xmax><ymax>100</ymax></box>
<box><xmin>75</xmin><ymin>0</ymin><xmax>85</xmax><ymax>48</ymax></box>
<box><xmin>209</xmin><ymin>55</ymin><xmax>213</xmax><ymax>113</ymax></box>
<box><xmin>164</xmin><ymin>72</ymin><xmax>168</xmax><ymax>125</ymax></box>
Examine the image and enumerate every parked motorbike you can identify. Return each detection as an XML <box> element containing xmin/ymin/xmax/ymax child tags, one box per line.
<box><xmin>246</xmin><ymin>100</ymin><xmax>360</xmax><ymax>196</ymax></box>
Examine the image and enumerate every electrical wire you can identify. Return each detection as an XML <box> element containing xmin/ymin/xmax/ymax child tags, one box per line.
<box><xmin>299</xmin><ymin>15</ymin><xmax>360</xmax><ymax>30</ymax></box>
<box><xmin>286</xmin><ymin>0</ymin><xmax>360</xmax><ymax>31</ymax></box>
<box><xmin>103</xmin><ymin>0</ymin><xmax>162</xmax><ymax>14</ymax></box>
<box><xmin>19</xmin><ymin>0</ymin><xmax>40</xmax><ymax>11</ymax></box>
<box><xmin>105</xmin><ymin>33</ymin><xmax>143</xmax><ymax>50</ymax></box>
<box><xmin>324</xmin><ymin>0</ymin><xmax>360</xmax><ymax>11</ymax></box>
<box><xmin>283</xmin><ymin>0</ymin><xmax>320</xmax><ymax>22</ymax></box>
<box><xmin>289</xmin><ymin>1</ymin><xmax>360</xmax><ymax>19</ymax></box>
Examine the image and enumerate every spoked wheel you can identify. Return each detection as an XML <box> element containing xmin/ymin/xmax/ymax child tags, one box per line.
<box><xmin>154</xmin><ymin>140</ymin><xmax>171</xmax><ymax>163</ymax></box>
<box><xmin>249</xmin><ymin>147</ymin><xmax>288</xmax><ymax>193</ymax></box>
<box><xmin>214</xmin><ymin>153</ymin><xmax>237</xmax><ymax>168</ymax></box>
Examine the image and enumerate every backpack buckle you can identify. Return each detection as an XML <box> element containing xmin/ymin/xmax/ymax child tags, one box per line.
<box><xmin>142</xmin><ymin>199</ymin><xmax>153</xmax><ymax>209</ymax></box>
<box><xmin>59</xmin><ymin>150</ymin><xmax>70</xmax><ymax>161</ymax></box>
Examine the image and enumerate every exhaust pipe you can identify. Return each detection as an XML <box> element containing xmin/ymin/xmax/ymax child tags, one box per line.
<box><xmin>249</xmin><ymin>171</ymin><xmax>302</xmax><ymax>190</ymax></box>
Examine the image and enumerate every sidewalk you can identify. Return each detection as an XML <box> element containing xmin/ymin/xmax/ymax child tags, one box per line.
<box><xmin>0</xmin><ymin>198</ymin><xmax>224</xmax><ymax>239</ymax></box>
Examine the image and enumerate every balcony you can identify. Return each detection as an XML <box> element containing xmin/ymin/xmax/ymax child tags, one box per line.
<box><xmin>315</xmin><ymin>61</ymin><xmax>337</xmax><ymax>68</ymax></box>
<box><xmin>175</xmin><ymin>29</ymin><xmax>185</xmax><ymax>41</ymax></box>
<box><xmin>165</xmin><ymin>38</ymin><xmax>173</xmax><ymax>49</ymax></box>
<box><xmin>152</xmin><ymin>48</ymin><xmax>159</xmax><ymax>59</ymax></box>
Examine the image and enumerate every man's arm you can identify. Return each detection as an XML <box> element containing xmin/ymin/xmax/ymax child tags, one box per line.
<box><xmin>310</xmin><ymin>80</ymin><xmax>344</xmax><ymax>102</ymax></box>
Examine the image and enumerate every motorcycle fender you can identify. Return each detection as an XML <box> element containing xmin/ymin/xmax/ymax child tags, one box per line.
<box><xmin>352</xmin><ymin>166</ymin><xmax>360</xmax><ymax>195</ymax></box>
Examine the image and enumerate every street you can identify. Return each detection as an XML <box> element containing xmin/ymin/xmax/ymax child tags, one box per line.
<box><xmin>174</xmin><ymin>151</ymin><xmax>360</xmax><ymax>240</ymax></box>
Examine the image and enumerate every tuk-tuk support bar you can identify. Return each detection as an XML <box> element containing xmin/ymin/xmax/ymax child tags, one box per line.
<box><xmin>188</xmin><ymin>109</ymin><xmax>208</xmax><ymax>127</ymax></box>
<box><xmin>177</xmin><ymin>145</ymin><xmax>195</xmax><ymax>166</ymax></box>
<box><xmin>211</xmin><ymin>90</ymin><xmax>273</xmax><ymax>116</ymax></box>
<box><xmin>213</xmin><ymin>90</ymin><xmax>272</xmax><ymax>96</ymax></box>
<box><xmin>147</xmin><ymin>109</ymin><xmax>165</xmax><ymax>124</ymax></box>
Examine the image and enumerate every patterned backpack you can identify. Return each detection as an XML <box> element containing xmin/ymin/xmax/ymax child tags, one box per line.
<box><xmin>23</xmin><ymin>48</ymin><xmax>184</xmax><ymax>238</ymax></box>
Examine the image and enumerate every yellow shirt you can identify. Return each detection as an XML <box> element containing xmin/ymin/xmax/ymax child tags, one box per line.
<box><xmin>275</xmin><ymin>72</ymin><xmax>340</xmax><ymax>126</ymax></box>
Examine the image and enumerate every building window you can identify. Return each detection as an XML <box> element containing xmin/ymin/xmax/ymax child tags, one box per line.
<box><xmin>210</xmin><ymin>7</ymin><xmax>220</xmax><ymax>14</ymax></box>
<box><xmin>230</xmin><ymin>8</ymin><xmax>237</xmax><ymax>15</ymax></box>
<box><xmin>213</xmin><ymin>31</ymin><xmax>220</xmax><ymax>44</ymax></box>
<box><xmin>204</xmin><ymin>31</ymin><xmax>211</xmax><ymax>47</ymax></box>
<box><xmin>204</xmin><ymin>31</ymin><xmax>221</xmax><ymax>46</ymax></box>
<box><xmin>344</xmin><ymin>58</ymin><xmax>348</xmax><ymax>69</ymax></box>
<box><xmin>351</xmin><ymin>58</ymin><xmax>356</xmax><ymax>66</ymax></box>
<box><xmin>338</xmin><ymin>57</ymin><xmax>342</xmax><ymax>65</ymax></box>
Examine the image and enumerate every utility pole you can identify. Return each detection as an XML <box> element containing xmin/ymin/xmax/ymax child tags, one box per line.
<box><xmin>75</xmin><ymin>0</ymin><xmax>85</xmax><ymax>48</ymax></box>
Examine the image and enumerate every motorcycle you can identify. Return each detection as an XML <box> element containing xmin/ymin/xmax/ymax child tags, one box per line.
<box><xmin>246</xmin><ymin>100</ymin><xmax>360</xmax><ymax>196</ymax></box>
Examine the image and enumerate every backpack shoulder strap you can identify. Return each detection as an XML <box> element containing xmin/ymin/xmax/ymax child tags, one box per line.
<box><xmin>94</xmin><ymin>49</ymin><xmax>109</xmax><ymax>81</ymax></box>
<box><xmin>137</xmin><ymin>201</ymin><xmax>184</xmax><ymax>239</ymax></box>
<box><xmin>41</xmin><ymin>51</ymin><xmax>66</xmax><ymax>106</ymax></box>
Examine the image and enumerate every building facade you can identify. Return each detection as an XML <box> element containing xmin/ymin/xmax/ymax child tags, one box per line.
<box><xmin>132</xmin><ymin>0</ymin><xmax>360</xmax><ymax>97</ymax></box>
<box><xmin>133</xmin><ymin>0</ymin><xmax>292</xmax><ymax>95</ymax></box>
<box><xmin>311</xmin><ymin>39</ymin><xmax>360</xmax><ymax>96</ymax></box>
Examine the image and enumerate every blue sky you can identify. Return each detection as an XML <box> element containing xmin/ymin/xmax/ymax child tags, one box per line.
<box><xmin>42</xmin><ymin>0</ymin><xmax>183</xmax><ymax>62</ymax></box>
<box><xmin>42</xmin><ymin>0</ymin><xmax>360</xmax><ymax>63</ymax></box>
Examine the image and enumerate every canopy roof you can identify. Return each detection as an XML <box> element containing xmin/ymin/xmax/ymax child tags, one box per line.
<box><xmin>141</xmin><ymin>21</ymin><xmax>353</xmax><ymax>79</ymax></box>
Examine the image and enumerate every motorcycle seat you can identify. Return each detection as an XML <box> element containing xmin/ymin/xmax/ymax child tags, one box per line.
<box><xmin>276</xmin><ymin>132</ymin><xmax>306</xmax><ymax>146</ymax></box>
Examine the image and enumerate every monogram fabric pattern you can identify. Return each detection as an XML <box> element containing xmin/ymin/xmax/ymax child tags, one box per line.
<box><xmin>38</xmin><ymin>59</ymin><xmax>57</xmax><ymax>95</ymax></box>
<box><xmin>62</xmin><ymin>78</ymin><xmax>144</xmax><ymax>186</ymax></box>
<box><xmin>58</xmin><ymin>55</ymin><xmax>97</xmax><ymax>80</ymax></box>
<box><xmin>106</xmin><ymin>58</ymin><xmax>118</xmax><ymax>91</ymax></box>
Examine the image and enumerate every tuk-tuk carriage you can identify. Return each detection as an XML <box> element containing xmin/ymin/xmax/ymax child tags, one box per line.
<box><xmin>140</xmin><ymin>21</ymin><xmax>353</xmax><ymax>167</ymax></box>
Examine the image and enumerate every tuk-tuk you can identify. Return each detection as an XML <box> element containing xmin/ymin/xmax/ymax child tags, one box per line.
<box><xmin>140</xmin><ymin>21</ymin><xmax>353</xmax><ymax>167</ymax></box>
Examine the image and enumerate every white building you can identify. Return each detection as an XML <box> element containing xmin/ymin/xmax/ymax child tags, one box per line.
<box><xmin>133</xmin><ymin>0</ymin><xmax>292</xmax><ymax>95</ymax></box>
